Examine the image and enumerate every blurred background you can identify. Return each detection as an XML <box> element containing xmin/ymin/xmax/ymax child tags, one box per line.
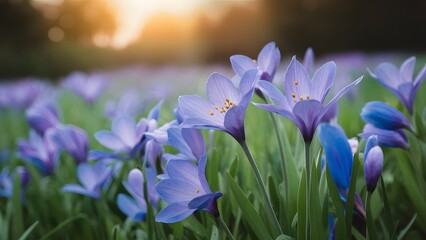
<box><xmin>1</xmin><ymin>0</ymin><xmax>425</xmax><ymax>79</ymax></box>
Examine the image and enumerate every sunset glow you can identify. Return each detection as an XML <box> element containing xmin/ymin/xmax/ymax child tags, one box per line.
<box><xmin>107</xmin><ymin>0</ymin><xmax>209</xmax><ymax>49</ymax></box>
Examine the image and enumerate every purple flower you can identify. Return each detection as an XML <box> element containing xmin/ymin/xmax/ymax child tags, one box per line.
<box><xmin>156</xmin><ymin>155</ymin><xmax>222</xmax><ymax>223</ymax></box>
<box><xmin>364</xmin><ymin>135</ymin><xmax>383</xmax><ymax>193</ymax></box>
<box><xmin>178</xmin><ymin>69</ymin><xmax>260</xmax><ymax>142</ymax></box>
<box><xmin>303</xmin><ymin>47</ymin><xmax>315</xmax><ymax>75</ymax></box>
<box><xmin>360</xmin><ymin>101</ymin><xmax>412</xmax><ymax>131</ymax></box>
<box><xmin>318</xmin><ymin>123</ymin><xmax>365</xmax><ymax>219</ymax></box>
<box><xmin>255</xmin><ymin>57</ymin><xmax>363</xmax><ymax>142</ymax></box>
<box><xmin>0</xmin><ymin>167</ymin><xmax>29</xmax><ymax>199</ymax></box>
<box><xmin>95</xmin><ymin>115</ymin><xmax>148</xmax><ymax>157</ymax></box>
<box><xmin>17</xmin><ymin>130</ymin><xmax>59</xmax><ymax>175</ymax></box>
<box><xmin>53</xmin><ymin>125</ymin><xmax>89</xmax><ymax>164</ymax></box>
<box><xmin>359</xmin><ymin>124</ymin><xmax>409</xmax><ymax>149</ymax></box>
<box><xmin>26</xmin><ymin>100</ymin><xmax>61</xmax><ymax>136</ymax></box>
<box><xmin>0</xmin><ymin>79</ymin><xmax>50</xmax><ymax>110</ymax></box>
<box><xmin>163</xmin><ymin>128</ymin><xmax>206</xmax><ymax>162</ymax></box>
<box><xmin>104</xmin><ymin>90</ymin><xmax>145</xmax><ymax>119</ymax></box>
<box><xmin>230</xmin><ymin>42</ymin><xmax>280</xmax><ymax>83</ymax></box>
<box><xmin>117</xmin><ymin>169</ymin><xmax>147</xmax><ymax>221</ymax></box>
<box><xmin>62</xmin><ymin>72</ymin><xmax>109</xmax><ymax>105</ymax></box>
<box><xmin>62</xmin><ymin>161</ymin><xmax>112</xmax><ymax>199</ymax></box>
<box><xmin>368</xmin><ymin>56</ymin><xmax>426</xmax><ymax>115</ymax></box>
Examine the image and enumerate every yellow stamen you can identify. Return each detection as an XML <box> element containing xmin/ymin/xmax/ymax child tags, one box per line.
<box><xmin>196</xmin><ymin>188</ymin><xmax>200</xmax><ymax>193</ymax></box>
<box><xmin>208</xmin><ymin>110</ymin><xmax>214</xmax><ymax>116</ymax></box>
<box><xmin>214</xmin><ymin>106</ymin><xmax>219</xmax><ymax>110</ymax></box>
<box><xmin>225</xmin><ymin>105</ymin><xmax>230</xmax><ymax>109</ymax></box>
<box><xmin>299</xmin><ymin>96</ymin><xmax>304</xmax><ymax>100</ymax></box>
<box><xmin>252</xmin><ymin>59</ymin><xmax>257</xmax><ymax>63</ymax></box>
<box><xmin>306</xmin><ymin>96</ymin><xmax>310</xmax><ymax>100</ymax></box>
<box><xmin>293</xmin><ymin>100</ymin><xmax>297</xmax><ymax>103</ymax></box>
<box><xmin>291</xmin><ymin>93</ymin><xmax>296</xmax><ymax>98</ymax></box>
<box><xmin>294</xmin><ymin>81</ymin><xmax>299</xmax><ymax>85</ymax></box>
<box><xmin>226</xmin><ymin>98</ymin><xmax>230</xmax><ymax>103</ymax></box>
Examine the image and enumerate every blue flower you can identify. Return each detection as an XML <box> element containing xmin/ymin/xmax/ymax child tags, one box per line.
<box><xmin>360</xmin><ymin>101</ymin><xmax>412</xmax><ymax>131</ymax></box>
<box><xmin>318</xmin><ymin>124</ymin><xmax>365</xmax><ymax>219</ymax></box>
<box><xmin>178</xmin><ymin>69</ymin><xmax>260</xmax><ymax>143</ymax></box>
<box><xmin>359</xmin><ymin>124</ymin><xmax>409</xmax><ymax>149</ymax></box>
<box><xmin>17</xmin><ymin>130</ymin><xmax>59</xmax><ymax>175</ymax></box>
<box><xmin>62</xmin><ymin>72</ymin><xmax>109</xmax><ymax>105</ymax></box>
<box><xmin>26</xmin><ymin>100</ymin><xmax>61</xmax><ymax>136</ymax></box>
<box><xmin>62</xmin><ymin>161</ymin><xmax>112</xmax><ymax>199</ymax></box>
<box><xmin>255</xmin><ymin>57</ymin><xmax>362</xmax><ymax>142</ymax></box>
<box><xmin>368</xmin><ymin>56</ymin><xmax>426</xmax><ymax>115</ymax></box>
<box><xmin>155</xmin><ymin>155</ymin><xmax>222</xmax><ymax>223</ymax></box>
<box><xmin>117</xmin><ymin>169</ymin><xmax>147</xmax><ymax>221</ymax></box>
<box><xmin>230</xmin><ymin>42</ymin><xmax>280</xmax><ymax>83</ymax></box>
<box><xmin>53</xmin><ymin>125</ymin><xmax>89</xmax><ymax>164</ymax></box>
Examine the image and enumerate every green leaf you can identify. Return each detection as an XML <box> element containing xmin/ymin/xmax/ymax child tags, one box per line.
<box><xmin>40</xmin><ymin>214</ymin><xmax>91</xmax><ymax>240</ymax></box>
<box><xmin>380</xmin><ymin>177</ymin><xmax>397</xmax><ymax>239</ymax></box>
<box><xmin>310</xmin><ymin>161</ymin><xmax>326</xmax><ymax>240</ymax></box>
<box><xmin>12</xmin><ymin>173</ymin><xmax>23</xmax><ymax>239</ymax></box>
<box><xmin>229</xmin><ymin>156</ymin><xmax>239</xmax><ymax>178</ymax></box>
<box><xmin>326</xmin><ymin>166</ymin><xmax>347</xmax><ymax>239</ymax></box>
<box><xmin>414</xmin><ymin>111</ymin><xmax>426</xmax><ymax>142</ymax></box>
<box><xmin>18</xmin><ymin>221</ymin><xmax>39</xmax><ymax>240</ymax></box>
<box><xmin>210</xmin><ymin>225</ymin><xmax>219</xmax><ymax>240</ymax></box>
<box><xmin>397</xmin><ymin>214</ymin><xmax>417</xmax><ymax>240</ymax></box>
<box><xmin>184</xmin><ymin>217</ymin><xmax>208</xmax><ymax>238</ymax></box>
<box><xmin>275</xmin><ymin>234</ymin><xmax>296</xmax><ymax>240</ymax></box>
<box><xmin>366</xmin><ymin>193</ymin><xmax>378</xmax><ymax>240</ymax></box>
<box><xmin>225</xmin><ymin>173</ymin><xmax>273</xmax><ymax>240</ymax></box>
<box><xmin>345</xmin><ymin>152</ymin><xmax>360</xmax><ymax>239</ymax></box>
<box><xmin>297</xmin><ymin>170</ymin><xmax>306</xmax><ymax>240</ymax></box>
<box><xmin>351</xmin><ymin>226</ymin><xmax>366</xmax><ymax>240</ymax></box>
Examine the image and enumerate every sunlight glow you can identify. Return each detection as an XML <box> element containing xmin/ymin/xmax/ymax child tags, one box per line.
<box><xmin>108</xmin><ymin>0</ymin><xmax>209</xmax><ymax>49</ymax></box>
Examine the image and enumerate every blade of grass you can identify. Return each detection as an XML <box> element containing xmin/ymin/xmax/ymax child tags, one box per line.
<box><xmin>18</xmin><ymin>221</ymin><xmax>39</xmax><ymax>240</ymax></box>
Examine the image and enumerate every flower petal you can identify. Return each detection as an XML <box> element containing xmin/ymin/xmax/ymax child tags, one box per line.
<box><xmin>258</xmin><ymin>80</ymin><xmax>288</xmax><ymax>109</ymax></box>
<box><xmin>181</xmin><ymin>128</ymin><xmax>205</xmax><ymax>161</ymax></box>
<box><xmin>399</xmin><ymin>56</ymin><xmax>415</xmax><ymax>83</ymax></box>
<box><xmin>292</xmin><ymin>100</ymin><xmax>324</xmax><ymax>142</ymax></box>
<box><xmin>156</xmin><ymin>179</ymin><xmax>200</xmax><ymax>203</ymax></box>
<box><xmin>178</xmin><ymin>95</ymin><xmax>224</xmax><ymax>126</ymax></box>
<box><xmin>95</xmin><ymin>131</ymin><xmax>127</xmax><ymax>152</ymax></box>
<box><xmin>112</xmin><ymin>115</ymin><xmax>137</xmax><ymax>147</ymax></box>
<box><xmin>62</xmin><ymin>184</ymin><xmax>99</xmax><ymax>199</ymax></box>
<box><xmin>373</xmin><ymin>63</ymin><xmax>400</xmax><ymax>89</ymax></box>
<box><xmin>311</xmin><ymin>61</ymin><xmax>336</xmax><ymax>102</ymax></box>
<box><xmin>206</xmin><ymin>73</ymin><xmax>239</xmax><ymax>106</ymax></box>
<box><xmin>230</xmin><ymin>55</ymin><xmax>257</xmax><ymax>76</ymax></box>
<box><xmin>155</xmin><ymin>202</ymin><xmax>195</xmax><ymax>223</ymax></box>
<box><xmin>284</xmin><ymin>57</ymin><xmax>312</xmax><ymax>105</ymax></box>
<box><xmin>318</xmin><ymin>124</ymin><xmax>352</xmax><ymax>191</ymax></box>
<box><xmin>166</xmin><ymin>160</ymin><xmax>202</xmax><ymax>188</ymax></box>
<box><xmin>117</xmin><ymin>194</ymin><xmax>146</xmax><ymax>221</ymax></box>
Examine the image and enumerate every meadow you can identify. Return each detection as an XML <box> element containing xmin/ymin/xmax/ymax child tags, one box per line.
<box><xmin>1</xmin><ymin>44</ymin><xmax>426</xmax><ymax>240</ymax></box>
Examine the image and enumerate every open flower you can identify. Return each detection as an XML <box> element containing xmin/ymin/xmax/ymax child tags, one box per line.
<box><xmin>117</xmin><ymin>169</ymin><xmax>147</xmax><ymax>221</ymax></box>
<box><xmin>17</xmin><ymin>130</ymin><xmax>59</xmax><ymax>175</ymax></box>
<box><xmin>368</xmin><ymin>56</ymin><xmax>426</xmax><ymax>114</ymax></box>
<box><xmin>26</xmin><ymin>100</ymin><xmax>60</xmax><ymax>136</ymax></box>
<box><xmin>156</xmin><ymin>154</ymin><xmax>222</xmax><ymax>223</ymax></box>
<box><xmin>62</xmin><ymin>72</ymin><xmax>109</xmax><ymax>105</ymax></box>
<box><xmin>62</xmin><ymin>161</ymin><xmax>112</xmax><ymax>199</ymax></box>
<box><xmin>163</xmin><ymin>127</ymin><xmax>206</xmax><ymax>162</ymax></box>
<box><xmin>178</xmin><ymin>69</ymin><xmax>260</xmax><ymax>142</ymax></box>
<box><xmin>230</xmin><ymin>42</ymin><xmax>280</xmax><ymax>83</ymax></box>
<box><xmin>319</xmin><ymin>124</ymin><xmax>365</xmax><ymax>219</ymax></box>
<box><xmin>255</xmin><ymin>57</ymin><xmax>363</xmax><ymax>142</ymax></box>
<box><xmin>53</xmin><ymin>125</ymin><xmax>89</xmax><ymax>164</ymax></box>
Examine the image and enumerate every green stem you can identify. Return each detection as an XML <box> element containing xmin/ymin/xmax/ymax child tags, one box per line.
<box><xmin>217</xmin><ymin>216</ymin><xmax>235</xmax><ymax>240</ymax></box>
<box><xmin>365</xmin><ymin>191</ymin><xmax>377</xmax><ymax>240</ymax></box>
<box><xmin>269</xmin><ymin>111</ymin><xmax>289</xmax><ymax>198</ymax></box>
<box><xmin>240</xmin><ymin>141</ymin><xmax>283</xmax><ymax>236</ymax></box>
<box><xmin>305</xmin><ymin>141</ymin><xmax>311</xmax><ymax>240</ymax></box>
